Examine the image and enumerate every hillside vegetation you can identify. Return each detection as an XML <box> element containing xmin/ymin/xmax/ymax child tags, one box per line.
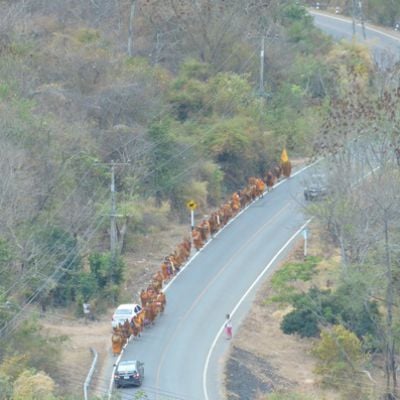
<box><xmin>0</xmin><ymin>0</ymin><xmax>385</xmax><ymax>398</ymax></box>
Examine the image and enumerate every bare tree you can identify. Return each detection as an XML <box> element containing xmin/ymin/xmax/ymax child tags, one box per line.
<box><xmin>310</xmin><ymin>81</ymin><xmax>400</xmax><ymax>397</ymax></box>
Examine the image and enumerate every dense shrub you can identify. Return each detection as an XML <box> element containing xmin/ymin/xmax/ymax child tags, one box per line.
<box><xmin>281</xmin><ymin>308</ymin><xmax>320</xmax><ymax>337</ymax></box>
<box><xmin>280</xmin><ymin>286</ymin><xmax>381</xmax><ymax>340</ymax></box>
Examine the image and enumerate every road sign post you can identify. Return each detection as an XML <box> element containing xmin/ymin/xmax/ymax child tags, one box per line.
<box><xmin>302</xmin><ymin>228</ymin><xmax>308</xmax><ymax>258</ymax></box>
<box><xmin>186</xmin><ymin>200</ymin><xmax>197</xmax><ymax>230</ymax></box>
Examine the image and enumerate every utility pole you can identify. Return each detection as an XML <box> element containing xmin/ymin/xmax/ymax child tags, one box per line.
<box><xmin>108</xmin><ymin>160</ymin><xmax>130</xmax><ymax>260</ymax></box>
<box><xmin>259</xmin><ymin>35</ymin><xmax>265</xmax><ymax>94</ymax></box>
<box><xmin>127</xmin><ymin>0</ymin><xmax>136</xmax><ymax>56</ymax></box>
<box><xmin>107</xmin><ymin>160</ymin><xmax>129</xmax><ymax>304</ymax></box>
<box><xmin>110</xmin><ymin>161</ymin><xmax>118</xmax><ymax>261</ymax></box>
<box><xmin>359</xmin><ymin>1</ymin><xmax>366</xmax><ymax>40</ymax></box>
<box><xmin>351</xmin><ymin>0</ymin><xmax>356</xmax><ymax>37</ymax></box>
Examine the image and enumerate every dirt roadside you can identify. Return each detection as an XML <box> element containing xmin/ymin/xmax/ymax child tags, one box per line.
<box><xmin>223</xmin><ymin>234</ymin><xmax>340</xmax><ymax>400</ymax></box>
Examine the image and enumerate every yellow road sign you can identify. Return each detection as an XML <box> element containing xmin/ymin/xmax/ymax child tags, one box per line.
<box><xmin>187</xmin><ymin>200</ymin><xmax>197</xmax><ymax>210</ymax></box>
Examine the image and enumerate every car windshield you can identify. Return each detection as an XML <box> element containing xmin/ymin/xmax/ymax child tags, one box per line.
<box><xmin>117</xmin><ymin>362</ymin><xmax>137</xmax><ymax>373</ymax></box>
<box><xmin>115</xmin><ymin>309</ymin><xmax>132</xmax><ymax>315</ymax></box>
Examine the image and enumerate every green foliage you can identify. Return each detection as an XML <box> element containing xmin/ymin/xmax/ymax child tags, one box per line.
<box><xmin>280</xmin><ymin>3</ymin><xmax>317</xmax><ymax>47</ymax></box>
<box><xmin>281</xmin><ymin>307</ymin><xmax>320</xmax><ymax>337</ymax></box>
<box><xmin>86</xmin><ymin>252</ymin><xmax>125</xmax><ymax>301</ymax></box>
<box><xmin>0</xmin><ymin>317</ymin><xmax>66</xmax><ymax>376</ymax></box>
<box><xmin>365</xmin><ymin>0</ymin><xmax>400</xmax><ymax>26</ymax></box>
<box><xmin>272</xmin><ymin>256</ymin><xmax>319</xmax><ymax>289</ymax></box>
<box><xmin>0</xmin><ymin>372</ymin><xmax>12</xmax><ymax>400</ymax></box>
<box><xmin>74</xmin><ymin>28</ymin><xmax>100</xmax><ymax>44</ymax></box>
<box><xmin>179</xmin><ymin>59</ymin><xmax>211</xmax><ymax>81</ymax></box>
<box><xmin>0</xmin><ymin>239</ymin><xmax>13</xmax><ymax>292</ymax></box>
<box><xmin>13</xmin><ymin>370</ymin><xmax>57</xmax><ymax>400</ymax></box>
<box><xmin>76</xmin><ymin>273</ymin><xmax>98</xmax><ymax>303</ymax></box>
<box><xmin>280</xmin><ymin>283</ymin><xmax>381</xmax><ymax>339</ymax></box>
<box><xmin>333</xmin><ymin>283</ymin><xmax>380</xmax><ymax>340</ymax></box>
<box><xmin>28</xmin><ymin>227</ymin><xmax>81</xmax><ymax>307</ymax></box>
<box><xmin>145</xmin><ymin>118</ymin><xmax>196</xmax><ymax>209</ymax></box>
<box><xmin>169</xmin><ymin>78</ymin><xmax>209</xmax><ymax>121</ymax></box>
<box><xmin>312</xmin><ymin>325</ymin><xmax>367</xmax><ymax>398</ymax></box>
<box><xmin>168</xmin><ymin>59</ymin><xmax>213</xmax><ymax>121</ymax></box>
<box><xmin>0</xmin><ymin>355</ymin><xmax>29</xmax><ymax>381</ymax></box>
<box><xmin>198</xmin><ymin>161</ymin><xmax>224</xmax><ymax>206</ymax></box>
<box><xmin>325</xmin><ymin>41</ymin><xmax>373</xmax><ymax>95</ymax></box>
<box><xmin>270</xmin><ymin>256</ymin><xmax>320</xmax><ymax>303</ymax></box>
<box><xmin>203</xmin><ymin>116</ymin><xmax>260</xmax><ymax>187</ymax></box>
<box><xmin>208</xmin><ymin>72</ymin><xmax>254</xmax><ymax>117</ymax></box>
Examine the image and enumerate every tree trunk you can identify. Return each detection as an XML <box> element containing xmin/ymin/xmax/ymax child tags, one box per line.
<box><xmin>383</xmin><ymin>214</ymin><xmax>397</xmax><ymax>399</ymax></box>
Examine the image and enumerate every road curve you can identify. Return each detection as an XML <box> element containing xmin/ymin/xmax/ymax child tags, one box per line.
<box><xmin>310</xmin><ymin>11</ymin><xmax>400</xmax><ymax>65</ymax></box>
<box><xmin>114</xmin><ymin>167</ymin><xmax>311</xmax><ymax>400</ymax></box>
<box><xmin>110</xmin><ymin>13</ymin><xmax>400</xmax><ymax>400</ymax></box>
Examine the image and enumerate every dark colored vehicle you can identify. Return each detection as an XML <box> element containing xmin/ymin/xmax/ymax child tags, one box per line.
<box><xmin>114</xmin><ymin>360</ymin><xmax>144</xmax><ymax>388</ymax></box>
<box><xmin>304</xmin><ymin>174</ymin><xmax>329</xmax><ymax>201</ymax></box>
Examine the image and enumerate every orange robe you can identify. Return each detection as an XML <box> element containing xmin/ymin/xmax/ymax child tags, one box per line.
<box><xmin>112</xmin><ymin>334</ymin><xmax>123</xmax><ymax>355</ymax></box>
<box><xmin>161</xmin><ymin>262</ymin><xmax>170</xmax><ymax>280</ymax></box>
<box><xmin>140</xmin><ymin>290</ymin><xmax>148</xmax><ymax>307</ymax></box>
<box><xmin>192</xmin><ymin>229</ymin><xmax>204</xmax><ymax>250</ymax></box>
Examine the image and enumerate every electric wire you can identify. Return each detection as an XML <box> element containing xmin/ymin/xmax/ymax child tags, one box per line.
<box><xmin>0</xmin><ymin>44</ymin><xmax>260</xmax><ymax>311</ymax></box>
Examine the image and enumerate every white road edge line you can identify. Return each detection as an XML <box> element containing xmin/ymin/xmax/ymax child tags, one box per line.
<box><xmin>202</xmin><ymin>218</ymin><xmax>313</xmax><ymax>400</ymax></box>
<box><xmin>107</xmin><ymin>160</ymin><xmax>318</xmax><ymax>398</ymax></box>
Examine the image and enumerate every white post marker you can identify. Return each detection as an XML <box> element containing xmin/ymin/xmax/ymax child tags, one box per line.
<box><xmin>302</xmin><ymin>228</ymin><xmax>308</xmax><ymax>257</ymax></box>
<box><xmin>186</xmin><ymin>200</ymin><xmax>197</xmax><ymax>230</ymax></box>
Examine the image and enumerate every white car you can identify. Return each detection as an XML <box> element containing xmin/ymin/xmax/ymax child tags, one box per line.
<box><xmin>112</xmin><ymin>304</ymin><xmax>142</xmax><ymax>328</ymax></box>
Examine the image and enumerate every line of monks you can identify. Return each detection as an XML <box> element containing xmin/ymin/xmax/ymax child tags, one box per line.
<box><xmin>111</xmin><ymin>239</ymin><xmax>192</xmax><ymax>356</ymax></box>
<box><xmin>191</xmin><ymin>162</ymin><xmax>292</xmax><ymax>250</ymax></box>
<box><xmin>111</xmin><ymin>158</ymin><xmax>292</xmax><ymax>356</ymax></box>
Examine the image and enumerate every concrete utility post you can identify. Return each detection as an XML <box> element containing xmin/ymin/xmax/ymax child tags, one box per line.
<box><xmin>99</xmin><ymin>160</ymin><xmax>129</xmax><ymax>261</ymax></box>
<box><xmin>259</xmin><ymin>35</ymin><xmax>265</xmax><ymax>94</ymax></box>
<box><xmin>110</xmin><ymin>161</ymin><xmax>117</xmax><ymax>260</ymax></box>
<box><xmin>351</xmin><ymin>0</ymin><xmax>357</xmax><ymax>37</ymax></box>
<box><xmin>127</xmin><ymin>0</ymin><xmax>136</xmax><ymax>56</ymax></box>
<box><xmin>359</xmin><ymin>0</ymin><xmax>367</xmax><ymax>39</ymax></box>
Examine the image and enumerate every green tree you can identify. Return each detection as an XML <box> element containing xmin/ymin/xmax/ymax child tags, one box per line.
<box><xmin>88</xmin><ymin>252</ymin><xmax>125</xmax><ymax>301</ymax></box>
<box><xmin>28</xmin><ymin>227</ymin><xmax>81</xmax><ymax>307</ymax></box>
<box><xmin>145</xmin><ymin>118</ymin><xmax>195</xmax><ymax>209</ymax></box>
<box><xmin>0</xmin><ymin>318</ymin><xmax>65</xmax><ymax>375</ymax></box>
<box><xmin>312</xmin><ymin>325</ymin><xmax>369</xmax><ymax>399</ymax></box>
<box><xmin>365</xmin><ymin>0</ymin><xmax>400</xmax><ymax>26</ymax></box>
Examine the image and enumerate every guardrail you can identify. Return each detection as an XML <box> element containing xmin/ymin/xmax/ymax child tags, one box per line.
<box><xmin>84</xmin><ymin>347</ymin><xmax>98</xmax><ymax>400</ymax></box>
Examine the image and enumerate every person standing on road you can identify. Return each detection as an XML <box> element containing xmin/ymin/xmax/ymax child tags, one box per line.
<box><xmin>225</xmin><ymin>313</ymin><xmax>232</xmax><ymax>340</ymax></box>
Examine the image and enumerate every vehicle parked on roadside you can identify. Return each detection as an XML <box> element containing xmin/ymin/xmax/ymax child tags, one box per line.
<box><xmin>114</xmin><ymin>360</ymin><xmax>144</xmax><ymax>388</ymax></box>
<box><xmin>112</xmin><ymin>304</ymin><xmax>142</xmax><ymax>328</ymax></box>
<box><xmin>304</xmin><ymin>174</ymin><xmax>329</xmax><ymax>201</ymax></box>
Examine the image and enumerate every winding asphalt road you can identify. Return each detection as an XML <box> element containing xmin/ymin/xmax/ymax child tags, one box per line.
<box><xmin>311</xmin><ymin>11</ymin><xmax>400</xmax><ymax>64</ymax></box>
<box><xmin>108</xmin><ymin>11</ymin><xmax>400</xmax><ymax>400</ymax></box>
<box><xmin>114</xmin><ymin>167</ymin><xmax>311</xmax><ymax>400</ymax></box>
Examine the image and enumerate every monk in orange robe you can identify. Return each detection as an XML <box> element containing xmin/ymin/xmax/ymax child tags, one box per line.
<box><xmin>112</xmin><ymin>333</ymin><xmax>123</xmax><ymax>355</ymax></box>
